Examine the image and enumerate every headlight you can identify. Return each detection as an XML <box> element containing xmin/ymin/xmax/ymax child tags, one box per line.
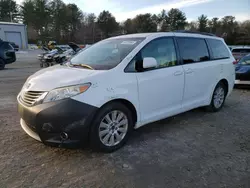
<box><xmin>43</xmin><ymin>83</ymin><xmax>91</xmax><ymax>103</ymax></box>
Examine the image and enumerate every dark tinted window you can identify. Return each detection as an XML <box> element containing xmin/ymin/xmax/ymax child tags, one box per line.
<box><xmin>207</xmin><ymin>39</ymin><xmax>230</xmax><ymax>59</ymax></box>
<box><xmin>177</xmin><ymin>38</ymin><xmax>209</xmax><ymax>64</ymax></box>
<box><xmin>232</xmin><ymin>48</ymin><xmax>250</xmax><ymax>53</ymax></box>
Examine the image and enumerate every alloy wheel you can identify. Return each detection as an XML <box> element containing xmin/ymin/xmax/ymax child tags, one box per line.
<box><xmin>98</xmin><ymin>110</ymin><xmax>128</xmax><ymax>147</ymax></box>
<box><xmin>213</xmin><ymin>86</ymin><xmax>225</xmax><ymax>109</ymax></box>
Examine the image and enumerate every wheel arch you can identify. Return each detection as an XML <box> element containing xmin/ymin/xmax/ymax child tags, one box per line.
<box><xmin>219</xmin><ymin>78</ymin><xmax>229</xmax><ymax>96</ymax></box>
<box><xmin>209</xmin><ymin>78</ymin><xmax>229</xmax><ymax>102</ymax></box>
<box><xmin>0</xmin><ymin>57</ymin><xmax>5</xmax><ymax>62</ymax></box>
<box><xmin>99</xmin><ymin>98</ymin><xmax>138</xmax><ymax>126</ymax></box>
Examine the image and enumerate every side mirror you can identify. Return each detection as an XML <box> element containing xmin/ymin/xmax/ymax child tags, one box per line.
<box><xmin>143</xmin><ymin>57</ymin><xmax>157</xmax><ymax>69</ymax></box>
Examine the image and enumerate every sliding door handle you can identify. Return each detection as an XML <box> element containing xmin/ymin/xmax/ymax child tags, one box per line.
<box><xmin>185</xmin><ymin>68</ymin><xmax>193</xmax><ymax>74</ymax></box>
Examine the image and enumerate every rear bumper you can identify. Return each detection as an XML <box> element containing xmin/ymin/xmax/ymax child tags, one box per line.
<box><xmin>235</xmin><ymin>73</ymin><xmax>250</xmax><ymax>84</ymax></box>
<box><xmin>235</xmin><ymin>80</ymin><xmax>250</xmax><ymax>85</ymax></box>
<box><xmin>17</xmin><ymin>98</ymin><xmax>98</xmax><ymax>148</ymax></box>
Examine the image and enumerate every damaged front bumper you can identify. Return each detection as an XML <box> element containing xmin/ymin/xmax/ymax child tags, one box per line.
<box><xmin>17</xmin><ymin>97</ymin><xmax>98</xmax><ymax>148</ymax></box>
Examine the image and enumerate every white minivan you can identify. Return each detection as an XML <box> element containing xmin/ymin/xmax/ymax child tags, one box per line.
<box><xmin>17</xmin><ymin>32</ymin><xmax>235</xmax><ymax>152</ymax></box>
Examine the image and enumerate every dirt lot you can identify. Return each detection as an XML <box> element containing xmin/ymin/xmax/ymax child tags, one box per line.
<box><xmin>0</xmin><ymin>51</ymin><xmax>250</xmax><ymax>188</ymax></box>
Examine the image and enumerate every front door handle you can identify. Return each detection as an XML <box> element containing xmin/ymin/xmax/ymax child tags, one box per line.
<box><xmin>174</xmin><ymin>71</ymin><xmax>183</xmax><ymax>76</ymax></box>
<box><xmin>185</xmin><ymin>68</ymin><xmax>193</xmax><ymax>74</ymax></box>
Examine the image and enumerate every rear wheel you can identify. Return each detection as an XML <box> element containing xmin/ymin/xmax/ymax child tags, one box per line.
<box><xmin>0</xmin><ymin>59</ymin><xmax>5</xmax><ymax>70</ymax></box>
<box><xmin>206</xmin><ymin>82</ymin><xmax>226</xmax><ymax>112</ymax></box>
<box><xmin>90</xmin><ymin>102</ymin><xmax>133</xmax><ymax>152</ymax></box>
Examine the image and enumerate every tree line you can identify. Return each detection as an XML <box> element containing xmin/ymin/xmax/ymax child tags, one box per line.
<box><xmin>0</xmin><ymin>0</ymin><xmax>250</xmax><ymax>45</ymax></box>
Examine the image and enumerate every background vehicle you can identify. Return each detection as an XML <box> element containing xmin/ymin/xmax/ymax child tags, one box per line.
<box><xmin>0</xmin><ymin>40</ymin><xmax>16</xmax><ymax>70</ymax></box>
<box><xmin>48</xmin><ymin>41</ymin><xmax>57</xmax><ymax>50</ymax></box>
<box><xmin>9</xmin><ymin>42</ymin><xmax>19</xmax><ymax>51</ymax></box>
<box><xmin>235</xmin><ymin>54</ymin><xmax>250</xmax><ymax>84</ymax></box>
<box><xmin>231</xmin><ymin>47</ymin><xmax>250</xmax><ymax>61</ymax></box>
<box><xmin>54</xmin><ymin>42</ymin><xmax>81</xmax><ymax>64</ymax></box>
<box><xmin>38</xmin><ymin>46</ymin><xmax>64</xmax><ymax>67</ymax></box>
<box><xmin>17</xmin><ymin>32</ymin><xmax>235</xmax><ymax>152</ymax></box>
<box><xmin>39</xmin><ymin>43</ymin><xmax>85</xmax><ymax>65</ymax></box>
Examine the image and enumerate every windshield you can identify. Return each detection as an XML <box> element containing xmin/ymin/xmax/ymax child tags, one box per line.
<box><xmin>70</xmin><ymin>37</ymin><xmax>145</xmax><ymax>70</ymax></box>
<box><xmin>238</xmin><ymin>55</ymin><xmax>250</xmax><ymax>65</ymax></box>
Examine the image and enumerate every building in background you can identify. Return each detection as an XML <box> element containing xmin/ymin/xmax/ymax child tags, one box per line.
<box><xmin>0</xmin><ymin>22</ymin><xmax>28</xmax><ymax>49</ymax></box>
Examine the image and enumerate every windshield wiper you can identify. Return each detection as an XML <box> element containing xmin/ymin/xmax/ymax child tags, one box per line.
<box><xmin>70</xmin><ymin>63</ymin><xmax>94</xmax><ymax>70</ymax></box>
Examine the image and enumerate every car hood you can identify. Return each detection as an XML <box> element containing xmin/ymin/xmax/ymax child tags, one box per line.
<box><xmin>68</xmin><ymin>42</ymin><xmax>81</xmax><ymax>53</ymax></box>
<box><xmin>25</xmin><ymin>65</ymin><xmax>100</xmax><ymax>91</ymax></box>
<box><xmin>236</xmin><ymin>65</ymin><xmax>250</xmax><ymax>73</ymax></box>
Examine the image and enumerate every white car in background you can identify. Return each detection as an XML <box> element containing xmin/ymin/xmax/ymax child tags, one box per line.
<box><xmin>231</xmin><ymin>47</ymin><xmax>250</xmax><ymax>61</ymax></box>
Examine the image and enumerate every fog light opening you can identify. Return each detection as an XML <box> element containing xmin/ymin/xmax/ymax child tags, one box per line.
<box><xmin>60</xmin><ymin>132</ymin><xmax>69</xmax><ymax>140</ymax></box>
<box><xmin>42</xmin><ymin>123</ymin><xmax>53</xmax><ymax>132</ymax></box>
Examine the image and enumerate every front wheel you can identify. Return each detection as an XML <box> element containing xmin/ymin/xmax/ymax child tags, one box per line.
<box><xmin>90</xmin><ymin>102</ymin><xmax>133</xmax><ymax>152</ymax></box>
<box><xmin>206</xmin><ymin>82</ymin><xmax>226</xmax><ymax>112</ymax></box>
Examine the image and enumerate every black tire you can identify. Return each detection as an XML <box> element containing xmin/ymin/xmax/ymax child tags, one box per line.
<box><xmin>90</xmin><ymin>102</ymin><xmax>133</xmax><ymax>152</ymax></box>
<box><xmin>61</xmin><ymin>57</ymin><xmax>66</xmax><ymax>63</ymax></box>
<box><xmin>206</xmin><ymin>82</ymin><xmax>226</xmax><ymax>112</ymax></box>
<box><xmin>0</xmin><ymin>59</ymin><xmax>5</xmax><ymax>70</ymax></box>
<box><xmin>44</xmin><ymin>62</ymin><xmax>49</xmax><ymax>67</ymax></box>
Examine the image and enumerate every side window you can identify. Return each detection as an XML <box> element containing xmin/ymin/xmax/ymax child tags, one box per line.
<box><xmin>177</xmin><ymin>38</ymin><xmax>209</xmax><ymax>64</ymax></box>
<box><xmin>141</xmin><ymin>38</ymin><xmax>177</xmax><ymax>68</ymax></box>
<box><xmin>207</xmin><ymin>39</ymin><xmax>230</xmax><ymax>59</ymax></box>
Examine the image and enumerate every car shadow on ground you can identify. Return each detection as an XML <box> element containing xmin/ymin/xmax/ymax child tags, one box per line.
<box><xmin>128</xmin><ymin>108</ymin><xmax>206</xmax><ymax>145</ymax></box>
<box><xmin>234</xmin><ymin>85</ymin><xmax>250</xmax><ymax>90</ymax></box>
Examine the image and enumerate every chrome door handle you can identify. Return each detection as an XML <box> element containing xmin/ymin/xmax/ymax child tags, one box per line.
<box><xmin>174</xmin><ymin>71</ymin><xmax>183</xmax><ymax>76</ymax></box>
<box><xmin>185</xmin><ymin>68</ymin><xmax>193</xmax><ymax>74</ymax></box>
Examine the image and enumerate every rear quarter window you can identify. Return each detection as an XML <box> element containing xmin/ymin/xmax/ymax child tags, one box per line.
<box><xmin>207</xmin><ymin>39</ymin><xmax>230</xmax><ymax>59</ymax></box>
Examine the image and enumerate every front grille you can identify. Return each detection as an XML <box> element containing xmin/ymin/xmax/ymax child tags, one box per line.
<box><xmin>20</xmin><ymin>91</ymin><xmax>44</xmax><ymax>106</ymax></box>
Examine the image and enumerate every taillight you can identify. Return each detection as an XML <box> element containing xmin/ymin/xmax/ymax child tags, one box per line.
<box><xmin>233</xmin><ymin>60</ymin><xmax>238</xmax><ymax>64</ymax></box>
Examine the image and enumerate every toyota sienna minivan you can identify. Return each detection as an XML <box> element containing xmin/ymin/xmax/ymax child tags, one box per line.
<box><xmin>17</xmin><ymin>32</ymin><xmax>235</xmax><ymax>152</ymax></box>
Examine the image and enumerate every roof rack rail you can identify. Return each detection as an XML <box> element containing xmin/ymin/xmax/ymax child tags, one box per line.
<box><xmin>174</xmin><ymin>30</ymin><xmax>216</xmax><ymax>36</ymax></box>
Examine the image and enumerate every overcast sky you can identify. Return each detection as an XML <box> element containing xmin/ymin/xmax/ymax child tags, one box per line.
<box><xmin>16</xmin><ymin>0</ymin><xmax>250</xmax><ymax>22</ymax></box>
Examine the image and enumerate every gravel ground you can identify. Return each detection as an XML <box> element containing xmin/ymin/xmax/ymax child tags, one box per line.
<box><xmin>0</xmin><ymin>51</ymin><xmax>250</xmax><ymax>188</ymax></box>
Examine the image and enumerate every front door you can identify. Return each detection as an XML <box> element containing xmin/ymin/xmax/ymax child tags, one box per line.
<box><xmin>135</xmin><ymin>37</ymin><xmax>185</xmax><ymax>124</ymax></box>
